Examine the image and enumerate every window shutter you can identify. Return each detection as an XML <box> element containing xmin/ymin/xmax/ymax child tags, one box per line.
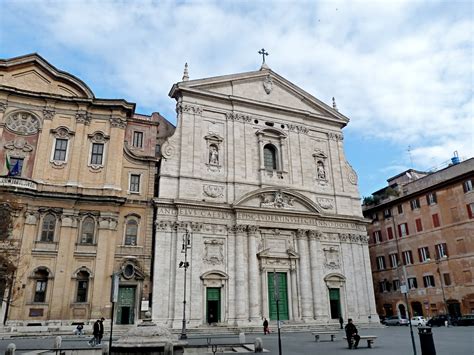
<box><xmin>443</xmin><ymin>243</ymin><xmax>448</xmax><ymax>257</ymax></box>
<box><xmin>406</xmin><ymin>224</ymin><xmax>409</xmax><ymax>236</ymax></box>
<box><xmin>435</xmin><ymin>245</ymin><xmax>440</xmax><ymax>260</ymax></box>
<box><xmin>398</xmin><ymin>224</ymin><xmax>402</xmax><ymax>237</ymax></box>
<box><xmin>468</xmin><ymin>204</ymin><xmax>474</xmax><ymax>219</ymax></box>
<box><xmin>463</xmin><ymin>181</ymin><xmax>468</xmax><ymax>193</ymax></box>
<box><xmin>418</xmin><ymin>248</ymin><xmax>423</xmax><ymax>262</ymax></box>
<box><xmin>426</xmin><ymin>248</ymin><xmax>430</xmax><ymax>259</ymax></box>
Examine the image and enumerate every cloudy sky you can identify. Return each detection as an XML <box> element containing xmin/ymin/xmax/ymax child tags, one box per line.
<box><xmin>1</xmin><ymin>0</ymin><xmax>472</xmax><ymax>197</ymax></box>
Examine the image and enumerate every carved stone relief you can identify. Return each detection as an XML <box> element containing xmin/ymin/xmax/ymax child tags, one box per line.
<box><xmin>43</xmin><ymin>109</ymin><xmax>55</xmax><ymax>120</ymax></box>
<box><xmin>110</xmin><ymin>116</ymin><xmax>127</xmax><ymax>129</ymax></box>
<box><xmin>317</xmin><ymin>198</ymin><xmax>334</xmax><ymax>210</ymax></box>
<box><xmin>75</xmin><ymin>111</ymin><xmax>91</xmax><ymax>125</ymax></box>
<box><xmin>323</xmin><ymin>245</ymin><xmax>340</xmax><ymax>269</ymax></box>
<box><xmin>287</xmin><ymin>124</ymin><xmax>309</xmax><ymax>134</ymax></box>
<box><xmin>203</xmin><ymin>184</ymin><xmax>224</xmax><ymax>198</ymax></box>
<box><xmin>4</xmin><ymin>138</ymin><xmax>34</xmax><ymax>158</ymax></box>
<box><xmin>177</xmin><ymin>103</ymin><xmax>202</xmax><ymax>115</ymax></box>
<box><xmin>346</xmin><ymin>162</ymin><xmax>358</xmax><ymax>185</ymax></box>
<box><xmin>225</xmin><ymin>112</ymin><xmax>252</xmax><ymax>123</ymax></box>
<box><xmin>5</xmin><ymin>111</ymin><xmax>40</xmax><ymax>135</ymax></box>
<box><xmin>260</xmin><ymin>191</ymin><xmax>294</xmax><ymax>209</ymax></box>
<box><xmin>328</xmin><ymin>132</ymin><xmax>344</xmax><ymax>141</ymax></box>
<box><xmin>203</xmin><ymin>238</ymin><xmax>224</xmax><ymax>265</ymax></box>
<box><xmin>161</xmin><ymin>141</ymin><xmax>175</xmax><ymax>159</ymax></box>
<box><xmin>263</xmin><ymin>74</ymin><xmax>273</xmax><ymax>94</ymax></box>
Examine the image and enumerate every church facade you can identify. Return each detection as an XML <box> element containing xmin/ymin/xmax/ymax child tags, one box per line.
<box><xmin>152</xmin><ymin>65</ymin><xmax>378</xmax><ymax>328</ymax></box>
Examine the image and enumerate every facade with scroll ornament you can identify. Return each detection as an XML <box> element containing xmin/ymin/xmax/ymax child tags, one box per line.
<box><xmin>152</xmin><ymin>63</ymin><xmax>377</xmax><ymax>329</ymax></box>
<box><xmin>0</xmin><ymin>54</ymin><xmax>174</xmax><ymax>326</ymax></box>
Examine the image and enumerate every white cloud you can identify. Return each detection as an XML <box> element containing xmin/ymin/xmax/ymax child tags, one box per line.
<box><xmin>2</xmin><ymin>0</ymin><xmax>473</xmax><ymax>170</ymax></box>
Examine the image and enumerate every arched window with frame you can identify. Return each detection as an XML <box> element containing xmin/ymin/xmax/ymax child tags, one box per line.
<box><xmin>76</xmin><ymin>270</ymin><xmax>90</xmax><ymax>303</ymax></box>
<box><xmin>263</xmin><ymin>144</ymin><xmax>277</xmax><ymax>171</ymax></box>
<box><xmin>33</xmin><ymin>268</ymin><xmax>49</xmax><ymax>303</ymax></box>
<box><xmin>80</xmin><ymin>217</ymin><xmax>95</xmax><ymax>244</ymax></box>
<box><xmin>125</xmin><ymin>219</ymin><xmax>138</xmax><ymax>246</ymax></box>
<box><xmin>41</xmin><ymin>214</ymin><xmax>56</xmax><ymax>242</ymax></box>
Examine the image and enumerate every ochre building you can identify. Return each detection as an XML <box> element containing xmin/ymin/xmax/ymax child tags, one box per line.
<box><xmin>363</xmin><ymin>158</ymin><xmax>474</xmax><ymax>319</ymax></box>
<box><xmin>0</xmin><ymin>54</ymin><xmax>174</xmax><ymax>326</ymax></box>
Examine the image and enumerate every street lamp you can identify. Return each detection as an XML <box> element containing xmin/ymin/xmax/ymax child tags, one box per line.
<box><xmin>179</xmin><ymin>230</ymin><xmax>191</xmax><ymax>340</ymax></box>
<box><xmin>435</xmin><ymin>256</ymin><xmax>449</xmax><ymax>324</ymax></box>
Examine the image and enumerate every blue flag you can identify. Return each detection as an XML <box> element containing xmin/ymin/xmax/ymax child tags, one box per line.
<box><xmin>9</xmin><ymin>160</ymin><xmax>20</xmax><ymax>176</ymax></box>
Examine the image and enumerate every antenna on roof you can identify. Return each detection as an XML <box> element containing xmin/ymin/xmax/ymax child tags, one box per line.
<box><xmin>407</xmin><ymin>145</ymin><xmax>414</xmax><ymax>168</ymax></box>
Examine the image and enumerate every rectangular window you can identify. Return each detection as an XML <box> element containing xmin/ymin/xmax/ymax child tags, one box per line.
<box><xmin>387</xmin><ymin>227</ymin><xmax>394</xmax><ymax>240</ymax></box>
<box><xmin>415</xmin><ymin>218</ymin><xmax>423</xmax><ymax>232</ymax></box>
<box><xmin>393</xmin><ymin>279</ymin><xmax>400</xmax><ymax>291</ymax></box>
<box><xmin>132</xmin><ymin>131</ymin><xmax>144</xmax><ymax>148</ymax></box>
<box><xmin>34</xmin><ymin>280</ymin><xmax>47</xmax><ymax>303</ymax></box>
<box><xmin>426</xmin><ymin>192</ymin><xmax>437</xmax><ymax>205</ymax></box>
<box><xmin>435</xmin><ymin>243</ymin><xmax>448</xmax><ymax>259</ymax></box>
<box><xmin>155</xmin><ymin>144</ymin><xmax>161</xmax><ymax>155</ymax></box>
<box><xmin>467</xmin><ymin>203</ymin><xmax>474</xmax><ymax>219</ymax></box>
<box><xmin>410</xmin><ymin>198</ymin><xmax>421</xmax><ymax>210</ymax></box>
<box><xmin>418</xmin><ymin>247</ymin><xmax>430</xmax><ymax>262</ymax></box>
<box><xmin>8</xmin><ymin>157</ymin><xmax>24</xmax><ymax>176</ymax></box>
<box><xmin>373</xmin><ymin>230</ymin><xmax>382</xmax><ymax>243</ymax></box>
<box><xmin>376</xmin><ymin>256</ymin><xmax>386</xmax><ymax>270</ymax></box>
<box><xmin>398</xmin><ymin>223</ymin><xmax>409</xmax><ymax>237</ymax></box>
<box><xmin>90</xmin><ymin>143</ymin><xmax>104</xmax><ymax>165</ymax></box>
<box><xmin>129</xmin><ymin>174</ymin><xmax>141</xmax><ymax>193</ymax></box>
<box><xmin>384</xmin><ymin>208</ymin><xmax>392</xmax><ymax>219</ymax></box>
<box><xmin>76</xmin><ymin>280</ymin><xmax>88</xmax><ymax>302</ymax></box>
<box><xmin>53</xmin><ymin>139</ymin><xmax>68</xmax><ymax>161</ymax></box>
<box><xmin>432</xmin><ymin>213</ymin><xmax>440</xmax><ymax>228</ymax></box>
<box><xmin>408</xmin><ymin>277</ymin><xmax>418</xmax><ymax>289</ymax></box>
<box><xmin>397</xmin><ymin>204</ymin><xmax>403</xmax><ymax>214</ymax></box>
<box><xmin>463</xmin><ymin>179</ymin><xmax>473</xmax><ymax>193</ymax></box>
<box><xmin>379</xmin><ymin>281</ymin><xmax>388</xmax><ymax>293</ymax></box>
<box><xmin>443</xmin><ymin>273</ymin><xmax>451</xmax><ymax>286</ymax></box>
<box><xmin>403</xmin><ymin>250</ymin><xmax>413</xmax><ymax>265</ymax></box>
<box><xmin>423</xmin><ymin>275</ymin><xmax>435</xmax><ymax>287</ymax></box>
<box><xmin>389</xmin><ymin>253</ymin><xmax>399</xmax><ymax>268</ymax></box>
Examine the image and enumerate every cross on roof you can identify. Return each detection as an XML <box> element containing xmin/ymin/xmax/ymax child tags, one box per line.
<box><xmin>258</xmin><ymin>48</ymin><xmax>269</xmax><ymax>64</ymax></box>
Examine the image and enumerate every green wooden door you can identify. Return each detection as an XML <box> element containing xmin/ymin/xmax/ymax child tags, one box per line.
<box><xmin>117</xmin><ymin>286</ymin><xmax>136</xmax><ymax>325</ymax></box>
<box><xmin>206</xmin><ymin>287</ymin><xmax>221</xmax><ymax>324</ymax></box>
<box><xmin>268</xmin><ymin>273</ymin><xmax>289</xmax><ymax>320</ymax></box>
<box><xmin>329</xmin><ymin>288</ymin><xmax>341</xmax><ymax>319</ymax></box>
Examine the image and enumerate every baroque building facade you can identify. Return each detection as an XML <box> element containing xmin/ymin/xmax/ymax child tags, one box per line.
<box><xmin>152</xmin><ymin>64</ymin><xmax>378</xmax><ymax>329</ymax></box>
<box><xmin>0</xmin><ymin>54</ymin><xmax>174</xmax><ymax>326</ymax></box>
<box><xmin>363</xmin><ymin>158</ymin><xmax>474</xmax><ymax>319</ymax></box>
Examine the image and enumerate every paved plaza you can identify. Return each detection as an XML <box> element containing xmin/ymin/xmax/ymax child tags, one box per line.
<box><xmin>0</xmin><ymin>326</ymin><xmax>472</xmax><ymax>354</ymax></box>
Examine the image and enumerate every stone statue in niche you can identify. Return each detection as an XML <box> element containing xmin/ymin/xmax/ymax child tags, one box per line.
<box><xmin>209</xmin><ymin>144</ymin><xmax>219</xmax><ymax>165</ymax></box>
<box><xmin>317</xmin><ymin>161</ymin><xmax>326</xmax><ymax>180</ymax></box>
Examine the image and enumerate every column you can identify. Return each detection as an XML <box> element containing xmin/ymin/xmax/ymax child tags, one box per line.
<box><xmin>308</xmin><ymin>230</ymin><xmax>320</xmax><ymax>320</ymax></box>
<box><xmin>290</xmin><ymin>264</ymin><xmax>299</xmax><ymax>320</ymax></box>
<box><xmin>296</xmin><ymin>229</ymin><xmax>313</xmax><ymax>321</ymax></box>
<box><xmin>247</xmin><ymin>226</ymin><xmax>260</xmax><ymax>323</ymax></box>
<box><xmin>235</xmin><ymin>225</ymin><xmax>248</xmax><ymax>324</ymax></box>
<box><xmin>227</xmin><ymin>226</ymin><xmax>236</xmax><ymax>324</ymax></box>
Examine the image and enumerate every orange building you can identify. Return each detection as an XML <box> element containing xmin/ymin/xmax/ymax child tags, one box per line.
<box><xmin>363</xmin><ymin>157</ymin><xmax>474</xmax><ymax>319</ymax></box>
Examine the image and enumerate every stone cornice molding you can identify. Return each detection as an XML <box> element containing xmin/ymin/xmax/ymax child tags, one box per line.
<box><xmin>176</xmin><ymin>102</ymin><xmax>202</xmax><ymax>115</ymax></box>
<box><xmin>226</xmin><ymin>112</ymin><xmax>252</xmax><ymax>123</ymax></box>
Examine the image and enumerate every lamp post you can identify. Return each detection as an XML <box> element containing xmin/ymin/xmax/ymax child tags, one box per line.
<box><xmin>109</xmin><ymin>271</ymin><xmax>120</xmax><ymax>351</ymax></box>
<box><xmin>435</xmin><ymin>256</ymin><xmax>449</xmax><ymax>324</ymax></box>
<box><xmin>179</xmin><ymin>230</ymin><xmax>191</xmax><ymax>340</ymax></box>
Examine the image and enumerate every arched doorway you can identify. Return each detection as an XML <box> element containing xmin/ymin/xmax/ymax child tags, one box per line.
<box><xmin>398</xmin><ymin>304</ymin><xmax>406</xmax><ymax>318</ymax></box>
<box><xmin>411</xmin><ymin>301</ymin><xmax>423</xmax><ymax>316</ymax></box>
<box><xmin>200</xmin><ymin>270</ymin><xmax>228</xmax><ymax>325</ymax></box>
<box><xmin>324</xmin><ymin>273</ymin><xmax>346</xmax><ymax>320</ymax></box>
<box><xmin>447</xmin><ymin>300</ymin><xmax>461</xmax><ymax>318</ymax></box>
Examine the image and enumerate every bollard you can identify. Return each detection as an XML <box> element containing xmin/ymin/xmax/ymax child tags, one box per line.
<box><xmin>418</xmin><ymin>327</ymin><xmax>436</xmax><ymax>355</ymax></box>
<box><xmin>239</xmin><ymin>332</ymin><xmax>246</xmax><ymax>344</ymax></box>
<box><xmin>164</xmin><ymin>341</ymin><xmax>174</xmax><ymax>355</ymax></box>
<box><xmin>254</xmin><ymin>337</ymin><xmax>263</xmax><ymax>353</ymax></box>
<box><xmin>54</xmin><ymin>335</ymin><xmax>62</xmax><ymax>349</ymax></box>
<box><xmin>6</xmin><ymin>343</ymin><xmax>16</xmax><ymax>355</ymax></box>
<box><xmin>101</xmin><ymin>343</ymin><xmax>109</xmax><ymax>354</ymax></box>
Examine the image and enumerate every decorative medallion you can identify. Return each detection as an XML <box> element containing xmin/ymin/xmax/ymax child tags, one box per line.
<box><xmin>346</xmin><ymin>162</ymin><xmax>358</xmax><ymax>185</ymax></box>
<box><xmin>203</xmin><ymin>184</ymin><xmax>224</xmax><ymax>198</ymax></box>
<box><xmin>5</xmin><ymin>111</ymin><xmax>40</xmax><ymax>135</ymax></box>
<box><xmin>260</xmin><ymin>191</ymin><xmax>294</xmax><ymax>209</ymax></box>
<box><xmin>263</xmin><ymin>74</ymin><xmax>273</xmax><ymax>94</ymax></box>
<box><xmin>317</xmin><ymin>198</ymin><xmax>334</xmax><ymax>210</ymax></box>
<box><xmin>323</xmin><ymin>246</ymin><xmax>340</xmax><ymax>269</ymax></box>
<box><xmin>4</xmin><ymin>138</ymin><xmax>34</xmax><ymax>157</ymax></box>
<box><xmin>203</xmin><ymin>239</ymin><xmax>224</xmax><ymax>265</ymax></box>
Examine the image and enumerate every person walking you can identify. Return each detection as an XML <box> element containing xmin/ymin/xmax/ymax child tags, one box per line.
<box><xmin>89</xmin><ymin>317</ymin><xmax>105</xmax><ymax>346</ymax></box>
<box><xmin>344</xmin><ymin>318</ymin><xmax>360</xmax><ymax>349</ymax></box>
<box><xmin>263</xmin><ymin>318</ymin><xmax>269</xmax><ymax>335</ymax></box>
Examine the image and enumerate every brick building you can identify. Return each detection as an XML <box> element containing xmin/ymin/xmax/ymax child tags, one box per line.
<box><xmin>363</xmin><ymin>158</ymin><xmax>474</xmax><ymax>319</ymax></box>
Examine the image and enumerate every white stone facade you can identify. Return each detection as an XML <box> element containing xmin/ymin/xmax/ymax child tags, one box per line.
<box><xmin>152</xmin><ymin>66</ymin><xmax>378</xmax><ymax>328</ymax></box>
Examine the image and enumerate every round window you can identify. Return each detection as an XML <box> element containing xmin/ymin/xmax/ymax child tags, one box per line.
<box><xmin>123</xmin><ymin>264</ymin><xmax>135</xmax><ymax>279</ymax></box>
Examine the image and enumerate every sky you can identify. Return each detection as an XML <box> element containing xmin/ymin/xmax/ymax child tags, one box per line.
<box><xmin>1</xmin><ymin>0</ymin><xmax>473</xmax><ymax>197</ymax></box>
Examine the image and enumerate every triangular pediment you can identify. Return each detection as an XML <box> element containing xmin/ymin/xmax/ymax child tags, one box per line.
<box><xmin>170</xmin><ymin>67</ymin><xmax>348</xmax><ymax>123</ymax></box>
<box><xmin>0</xmin><ymin>53</ymin><xmax>94</xmax><ymax>98</ymax></box>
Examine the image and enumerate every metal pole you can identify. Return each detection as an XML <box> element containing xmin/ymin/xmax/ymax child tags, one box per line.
<box><xmin>180</xmin><ymin>231</ymin><xmax>190</xmax><ymax>340</ymax></box>
<box><xmin>436</xmin><ymin>258</ymin><xmax>450</xmax><ymax>324</ymax></box>
<box><xmin>273</xmin><ymin>270</ymin><xmax>282</xmax><ymax>355</ymax></box>
<box><xmin>109</xmin><ymin>301</ymin><xmax>115</xmax><ymax>351</ymax></box>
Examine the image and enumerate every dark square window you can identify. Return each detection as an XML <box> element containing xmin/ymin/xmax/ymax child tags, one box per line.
<box><xmin>130</xmin><ymin>174</ymin><xmax>140</xmax><ymax>193</ymax></box>
<box><xmin>132</xmin><ymin>131</ymin><xmax>144</xmax><ymax>148</ymax></box>
<box><xmin>53</xmin><ymin>139</ymin><xmax>68</xmax><ymax>161</ymax></box>
<box><xmin>90</xmin><ymin>143</ymin><xmax>104</xmax><ymax>165</ymax></box>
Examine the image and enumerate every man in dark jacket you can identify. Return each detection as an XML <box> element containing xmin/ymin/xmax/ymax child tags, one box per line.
<box><xmin>344</xmin><ymin>318</ymin><xmax>360</xmax><ymax>349</ymax></box>
<box><xmin>92</xmin><ymin>317</ymin><xmax>105</xmax><ymax>345</ymax></box>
